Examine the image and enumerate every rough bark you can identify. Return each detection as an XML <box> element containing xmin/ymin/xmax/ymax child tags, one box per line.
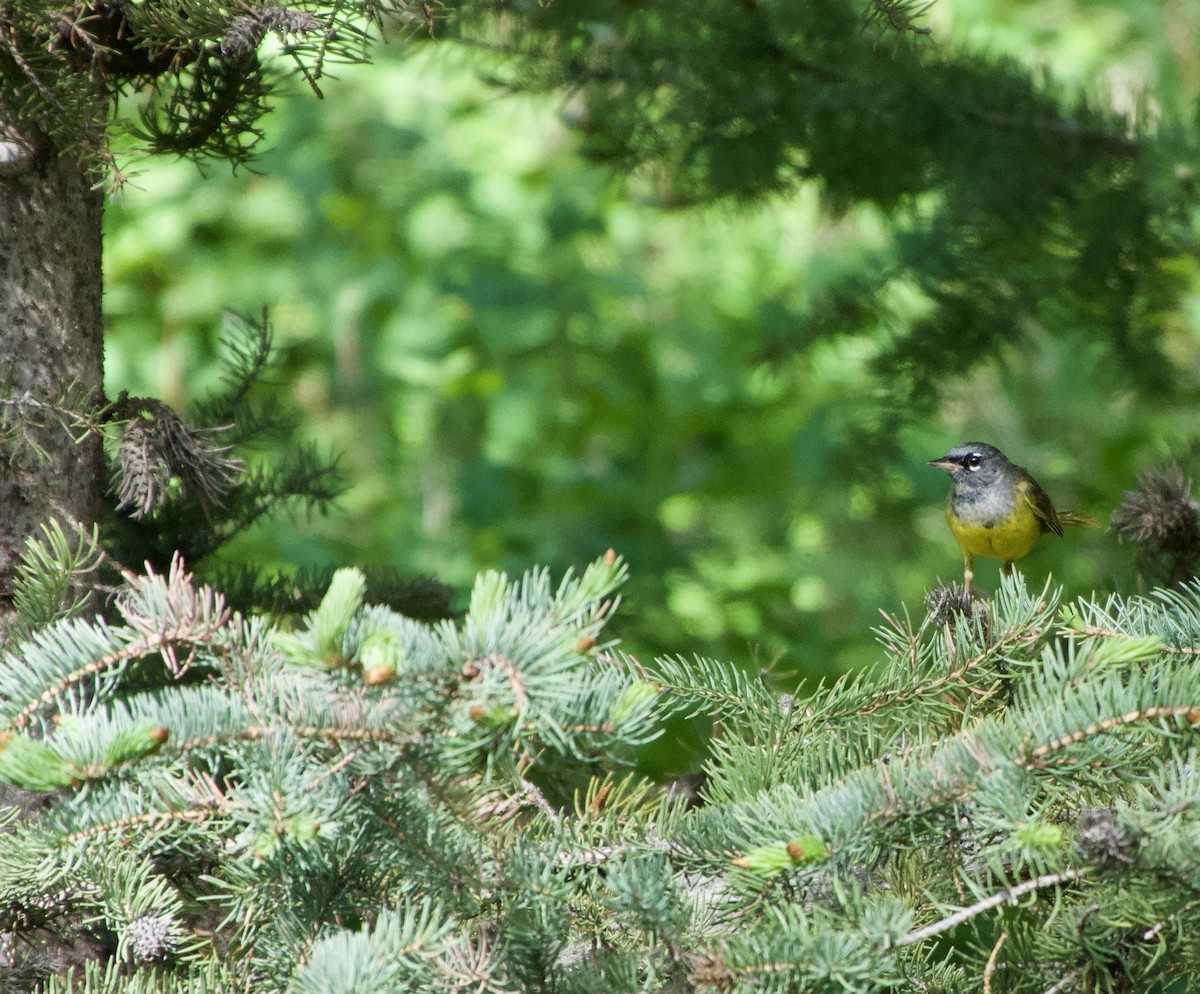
<box><xmin>0</xmin><ymin>125</ymin><xmax>104</xmax><ymax>629</ymax></box>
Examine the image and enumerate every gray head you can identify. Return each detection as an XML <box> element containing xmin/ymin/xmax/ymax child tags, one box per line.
<box><xmin>929</xmin><ymin>442</ymin><xmax>1015</xmax><ymax>490</ymax></box>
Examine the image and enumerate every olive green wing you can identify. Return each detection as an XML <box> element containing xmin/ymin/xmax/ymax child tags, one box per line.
<box><xmin>1017</xmin><ymin>478</ymin><xmax>1063</xmax><ymax>537</ymax></box>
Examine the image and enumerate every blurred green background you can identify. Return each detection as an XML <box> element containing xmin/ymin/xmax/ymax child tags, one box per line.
<box><xmin>102</xmin><ymin>0</ymin><xmax>1200</xmax><ymax>685</ymax></box>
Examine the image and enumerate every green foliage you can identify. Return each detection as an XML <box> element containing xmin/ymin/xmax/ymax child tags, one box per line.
<box><xmin>7</xmin><ymin>539</ymin><xmax>1200</xmax><ymax>990</ymax></box>
<box><xmin>106</xmin><ymin>54</ymin><xmax>861</xmax><ymax>666</ymax></box>
<box><xmin>101</xmin><ymin>19</ymin><xmax>1200</xmax><ymax>674</ymax></box>
<box><xmin>24</xmin><ymin>2</ymin><xmax>1200</xmax><ymax>982</ymax></box>
<box><xmin>102</xmin><ymin>312</ymin><xmax>343</xmax><ymax>571</ymax></box>
<box><xmin>12</xmin><ymin>0</ymin><xmax>1200</xmax><ymax>680</ymax></box>
<box><xmin>274</xmin><ymin>566</ymin><xmax>366</xmax><ymax>668</ymax></box>
<box><xmin>0</xmin><ymin>541</ymin><xmax>651</xmax><ymax>988</ymax></box>
<box><xmin>459</xmin><ymin>0</ymin><xmax>1200</xmax><ymax>392</ymax></box>
<box><xmin>0</xmin><ymin>0</ymin><xmax>442</xmax><ymax>174</ymax></box>
<box><xmin>96</xmin><ymin>311</ymin><xmax>453</xmax><ymax>621</ymax></box>
<box><xmin>8</xmin><ymin>521</ymin><xmax>104</xmax><ymax>643</ymax></box>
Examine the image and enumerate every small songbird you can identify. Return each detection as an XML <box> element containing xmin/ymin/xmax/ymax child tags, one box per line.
<box><xmin>930</xmin><ymin>442</ymin><xmax>1096</xmax><ymax>591</ymax></box>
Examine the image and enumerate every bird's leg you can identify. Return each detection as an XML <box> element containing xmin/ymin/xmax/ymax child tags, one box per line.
<box><xmin>963</xmin><ymin>553</ymin><xmax>974</xmax><ymax>593</ymax></box>
<box><xmin>1001</xmin><ymin>560</ymin><xmax>1014</xmax><ymax>578</ymax></box>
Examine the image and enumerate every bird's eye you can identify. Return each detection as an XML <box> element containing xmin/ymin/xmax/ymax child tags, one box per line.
<box><xmin>965</xmin><ymin>453</ymin><xmax>983</xmax><ymax>471</ymax></box>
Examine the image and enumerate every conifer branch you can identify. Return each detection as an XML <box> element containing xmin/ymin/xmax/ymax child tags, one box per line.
<box><xmin>1066</xmin><ymin>622</ymin><xmax>1200</xmax><ymax>656</ymax></box>
<box><xmin>64</xmin><ymin>797</ymin><xmax>227</xmax><ymax>847</ymax></box>
<box><xmin>867</xmin><ymin>0</ymin><xmax>934</xmax><ymax>36</ymax></box>
<box><xmin>3</xmin><ymin>557</ymin><xmax>230</xmax><ymax>730</ymax></box>
<box><xmin>983</xmin><ymin>929</ymin><xmax>1007</xmax><ymax>994</ymax></box>
<box><xmin>1112</xmin><ymin>463</ymin><xmax>1200</xmax><ymax>587</ymax></box>
<box><xmin>1041</xmin><ymin>971</ymin><xmax>1085</xmax><ymax>994</ymax></box>
<box><xmin>172</xmin><ymin>723</ymin><xmax>420</xmax><ymax>754</ymax></box>
<box><xmin>109</xmin><ymin>395</ymin><xmax>242</xmax><ymax>520</ymax></box>
<box><xmin>1019</xmin><ymin>704</ymin><xmax>1200</xmax><ymax>768</ymax></box>
<box><xmin>5</xmin><ymin>561</ymin><xmax>1200</xmax><ymax>987</ymax></box>
<box><xmin>895</xmin><ymin>869</ymin><xmax>1085</xmax><ymax>947</ymax></box>
<box><xmin>7</xmin><ymin>631</ymin><xmax>179</xmax><ymax>733</ymax></box>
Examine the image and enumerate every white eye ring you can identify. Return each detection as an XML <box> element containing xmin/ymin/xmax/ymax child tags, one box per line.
<box><xmin>966</xmin><ymin>454</ymin><xmax>982</xmax><ymax>471</ymax></box>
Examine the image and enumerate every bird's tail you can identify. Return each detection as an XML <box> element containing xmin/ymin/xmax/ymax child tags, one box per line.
<box><xmin>1059</xmin><ymin>511</ymin><xmax>1099</xmax><ymax>528</ymax></box>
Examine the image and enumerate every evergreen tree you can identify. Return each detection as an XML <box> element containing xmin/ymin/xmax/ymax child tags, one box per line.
<box><xmin>461</xmin><ymin>0</ymin><xmax>1196</xmax><ymax>402</ymax></box>
<box><xmin>0</xmin><ymin>0</ymin><xmax>441</xmax><ymax>622</ymax></box>
<box><xmin>3</xmin><ymin>537</ymin><xmax>1200</xmax><ymax>991</ymax></box>
<box><xmin>7</xmin><ymin>3</ymin><xmax>1200</xmax><ymax>987</ymax></box>
<box><xmin>5</xmin><ymin>0</ymin><xmax>1200</xmax><ymax>615</ymax></box>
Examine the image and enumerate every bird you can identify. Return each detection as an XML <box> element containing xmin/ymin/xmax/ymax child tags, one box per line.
<box><xmin>929</xmin><ymin>442</ymin><xmax>1096</xmax><ymax>591</ymax></box>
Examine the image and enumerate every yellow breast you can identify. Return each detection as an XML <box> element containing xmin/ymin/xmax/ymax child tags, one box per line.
<box><xmin>945</xmin><ymin>500</ymin><xmax>1044</xmax><ymax>562</ymax></box>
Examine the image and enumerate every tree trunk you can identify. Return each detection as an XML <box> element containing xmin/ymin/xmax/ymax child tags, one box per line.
<box><xmin>0</xmin><ymin>126</ymin><xmax>104</xmax><ymax>631</ymax></box>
